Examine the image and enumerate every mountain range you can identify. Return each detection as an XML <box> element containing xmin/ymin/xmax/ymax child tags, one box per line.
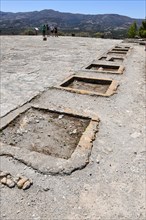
<box><xmin>0</xmin><ymin>9</ymin><xmax>143</xmax><ymax>34</ymax></box>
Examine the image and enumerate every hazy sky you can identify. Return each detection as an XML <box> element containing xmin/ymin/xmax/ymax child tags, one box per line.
<box><xmin>1</xmin><ymin>0</ymin><xmax>145</xmax><ymax>19</ymax></box>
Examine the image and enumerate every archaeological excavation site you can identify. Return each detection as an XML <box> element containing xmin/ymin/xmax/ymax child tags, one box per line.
<box><xmin>0</xmin><ymin>36</ymin><xmax>145</xmax><ymax>220</ymax></box>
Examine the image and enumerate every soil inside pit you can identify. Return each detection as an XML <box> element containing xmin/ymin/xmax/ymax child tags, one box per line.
<box><xmin>109</xmin><ymin>58</ymin><xmax>124</xmax><ymax>63</ymax></box>
<box><xmin>0</xmin><ymin>108</ymin><xmax>90</xmax><ymax>159</ymax></box>
<box><xmin>107</xmin><ymin>51</ymin><xmax>127</xmax><ymax>55</ymax></box>
<box><xmin>67</xmin><ymin>79</ymin><xmax>111</xmax><ymax>93</ymax></box>
<box><xmin>89</xmin><ymin>65</ymin><xmax>119</xmax><ymax>72</ymax></box>
<box><xmin>112</xmin><ymin>48</ymin><xmax>129</xmax><ymax>51</ymax></box>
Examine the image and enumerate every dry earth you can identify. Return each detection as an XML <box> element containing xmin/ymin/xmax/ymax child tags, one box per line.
<box><xmin>0</xmin><ymin>36</ymin><xmax>145</xmax><ymax>220</ymax></box>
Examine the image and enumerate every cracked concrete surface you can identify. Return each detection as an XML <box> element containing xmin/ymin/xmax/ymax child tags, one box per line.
<box><xmin>0</xmin><ymin>36</ymin><xmax>145</xmax><ymax>220</ymax></box>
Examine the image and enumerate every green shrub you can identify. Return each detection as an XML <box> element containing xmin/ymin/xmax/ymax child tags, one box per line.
<box><xmin>23</xmin><ymin>29</ymin><xmax>36</xmax><ymax>35</ymax></box>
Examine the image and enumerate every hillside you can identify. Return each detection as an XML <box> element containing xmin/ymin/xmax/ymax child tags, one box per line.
<box><xmin>0</xmin><ymin>9</ymin><xmax>143</xmax><ymax>35</ymax></box>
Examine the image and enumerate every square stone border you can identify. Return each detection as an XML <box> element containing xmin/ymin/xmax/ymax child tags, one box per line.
<box><xmin>108</xmin><ymin>57</ymin><xmax>124</xmax><ymax>62</ymax></box>
<box><xmin>83</xmin><ymin>61</ymin><xmax>125</xmax><ymax>74</ymax></box>
<box><xmin>0</xmin><ymin>103</ymin><xmax>100</xmax><ymax>175</ymax></box>
<box><xmin>55</xmin><ymin>75</ymin><xmax>119</xmax><ymax>97</ymax></box>
<box><xmin>97</xmin><ymin>55</ymin><xmax>124</xmax><ymax>63</ymax></box>
<box><xmin>106</xmin><ymin>45</ymin><xmax>132</xmax><ymax>56</ymax></box>
<box><xmin>114</xmin><ymin>45</ymin><xmax>131</xmax><ymax>50</ymax></box>
<box><xmin>96</xmin><ymin>50</ymin><xmax>130</xmax><ymax>64</ymax></box>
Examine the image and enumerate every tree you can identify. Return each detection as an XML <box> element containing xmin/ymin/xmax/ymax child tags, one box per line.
<box><xmin>127</xmin><ymin>21</ymin><xmax>137</xmax><ymax>38</ymax></box>
<box><xmin>139</xmin><ymin>20</ymin><xmax>146</xmax><ymax>38</ymax></box>
<box><xmin>23</xmin><ymin>28</ymin><xmax>35</xmax><ymax>35</ymax></box>
<box><xmin>93</xmin><ymin>32</ymin><xmax>104</xmax><ymax>38</ymax></box>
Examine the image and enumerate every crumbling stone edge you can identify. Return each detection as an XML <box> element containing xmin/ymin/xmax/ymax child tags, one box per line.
<box><xmin>55</xmin><ymin>75</ymin><xmax>119</xmax><ymax>97</ymax></box>
<box><xmin>0</xmin><ymin>103</ymin><xmax>100</xmax><ymax>176</ymax></box>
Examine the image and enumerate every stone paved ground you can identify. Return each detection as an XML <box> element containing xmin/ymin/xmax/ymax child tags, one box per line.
<box><xmin>0</xmin><ymin>36</ymin><xmax>145</xmax><ymax>220</ymax></box>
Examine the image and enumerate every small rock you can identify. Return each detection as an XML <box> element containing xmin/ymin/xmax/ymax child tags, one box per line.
<box><xmin>43</xmin><ymin>187</ymin><xmax>50</xmax><ymax>191</ymax></box>
<box><xmin>22</xmin><ymin>180</ymin><xmax>32</xmax><ymax>190</ymax></box>
<box><xmin>29</xmin><ymin>178</ymin><xmax>33</xmax><ymax>184</ymax></box>
<box><xmin>72</xmin><ymin>129</ymin><xmax>77</xmax><ymax>134</ymax></box>
<box><xmin>1</xmin><ymin>177</ymin><xmax>7</xmax><ymax>184</ymax></box>
<box><xmin>7</xmin><ymin>174</ymin><xmax>11</xmax><ymax>179</ymax></box>
<box><xmin>16</xmin><ymin>129</ymin><xmax>22</xmax><ymax>135</ymax></box>
<box><xmin>0</xmin><ymin>171</ymin><xmax>10</xmax><ymax>178</ymax></box>
<box><xmin>6</xmin><ymin>178</ymin><xmax>15</xmax><ymax>188</ymax></box>
<box><xmin>69</xmin><ymin>129</ymin><xmax>77</xmax><ymax>135</ymax></box>
<box><xmin>17</xmin><ymin>177</ymin><xmax>28</xmax><ymax>189</ymax></box>
<box><xmin>58</xmin><ymin>114</ymin><xmax>64</xmax><ymax>119</ymax></box>
<box><xmin>96</xmin><ymin>160</ymin><xmax>100</xmax><ymax>164</ymax></box>
<box><xmin>96</xmin><ymin>155</ymin><xmax>101</xmax><ymax>164</ymax></box>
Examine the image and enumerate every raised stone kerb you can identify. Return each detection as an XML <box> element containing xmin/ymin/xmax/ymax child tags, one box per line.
<box><xmin>0</xmin><ymin>104</ymin><xmax>100</xmax><ymax>175</ymax></box>
<box><xmin>55</xmin><ymin>75</ymin><xmax>119</xmax><ymax>96</ymax></box>
<box><xmin>84</xmin><ymin>62</ymin><xmax>125</xmax><ymax>74</ymax></box>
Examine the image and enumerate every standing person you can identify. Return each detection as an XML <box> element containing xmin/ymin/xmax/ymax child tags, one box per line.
<box><xmin>46</xmin><ymin>24</ymin><xmax>50</xmax><ymax>37</ymax></box>
<box><xmin>34</xmin><ymin>27</ymin><xmax>39</xmax><ymax>35</ymax></box>
<box><xmin>50</xmin><ymin>26</ymin><xmax>54</xmax><ymax>36</ymax></box>
<box><xmin>41</xmin><ymin>24</ymin><xmax>47</xmax><ymax>40</ymax></box>
<box><xmin>54</xmin><ymin>26</ymin><xmax>58</xmax><ymax>37</ymax></box>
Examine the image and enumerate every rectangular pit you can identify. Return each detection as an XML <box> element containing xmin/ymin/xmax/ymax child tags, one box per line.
<box><xmin>98</xmin><ymin>56</ymin><xmax>123</xmax><ymax>63</ymax></box>
<box><xmin>107</xmin><ymin>50</ymin><xmax>127</xmax><ymax>55</ymax></box>
<box><xmin>58</xmin><ymin>75</ymin><xmax>118</xmax><ymax>96</ymax></box>
<box><xmin>113</xmin><ymin>48</ymin><xmax>129</xmax><ymax>52</ymax></box>
<box><xmin>85</xmin><ymin>63</ymin><xmax>124</xmax><ymax>74</ymax></box>
<box><xmin>115</xmin><ymin>46</ymin><xmax>130</xmax><ymax>49</ymax></box>
<box><xmin>0</xmin><ymin>107</ymin><xmax>90</xmax><ymax>159</ymax></box>
<box><xmin>108</xmin><ymin>57</ymin><xmax>124</xmax><ymax>62</ymax></box>
<box><xmin>0</xmin><ymin>105</ymin><xmax>100</xmax><ymax>175</ymax></box>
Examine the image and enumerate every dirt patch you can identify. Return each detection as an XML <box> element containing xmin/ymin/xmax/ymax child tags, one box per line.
<box><xmin>112</xmin><ymin>48</ymin><xmax>129</xmax><ymax>52</ymax></box>
<box><xmin>64</xmin><ymin>78</ymin><xmax>111</xmax><ymax>94</ymax></box>
<box><xmin>107</xmin><ymin>51</ymin><xmax>127</xmax><ymax>55</ymax></box>
<box><xmin>98</xmin><ymin>56</ymin><xmax>124</xmax><ymax>63</ymax></box>
<box><xmin>108</xmin><ymin>57</ymin><xmax>124</xmax><ymax>62</ymax></box>
<box><xmin>115</xmin><ymin>46</ymin><xmax>130</xmax><ymax>49</ymax></box>
<box><xmin>86</xmin><ymin>64</ymin><xmax>120</xmax><ymax>72</ymax></box>
<box><xmin>57</xmin><ymin>76</ymin><xmax>118</xmax><ymax>96</ymax></box>
<box><xmin>0</xmin><ymin>107</ymin><xmax>90</xmax><ymax>159</ymax></box>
